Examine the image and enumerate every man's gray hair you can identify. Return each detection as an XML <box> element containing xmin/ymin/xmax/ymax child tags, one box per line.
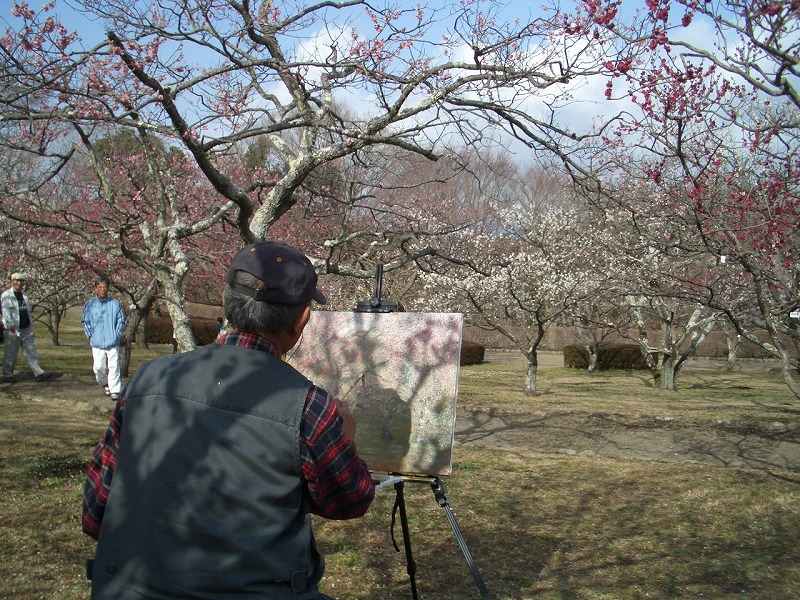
<box><xmin>223</xmin><ymin>271</ymin><xmax>307</xmax><ymax>336</ymax></box>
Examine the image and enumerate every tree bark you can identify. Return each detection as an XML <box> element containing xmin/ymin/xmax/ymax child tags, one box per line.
<box><xmin>525</xmin><ymin>351</ymin><xmax>539</xmax><ymax>396</ymax></box>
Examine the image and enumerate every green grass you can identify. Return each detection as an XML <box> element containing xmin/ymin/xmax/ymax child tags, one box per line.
<box><xmin>315</xmin><ymin>450</ymin><xmax>799</xmax><ymax>599</ymax></box>
<box><xmin>459</xmin><ymin>362</ymin><xmax>797</xmax><ymax>422</ymax></box>
<box><xmin>0</xmin><ymin>397</ymin><xmax>103</xmax><ymax>599</ymax></box>
<box><xmin>1</xmin><ymin>326</ymin><xmax>798</xmax><ymax>599</ymax></box>
<box><xmin>29</xmin><ymin>319</ymin><xmax>174</xmax><ymax>379</ymax></box>
<box><xmin>35</xmin><ymin>341</ymin><xmax>169</xmax><ymax>378</ymax></box>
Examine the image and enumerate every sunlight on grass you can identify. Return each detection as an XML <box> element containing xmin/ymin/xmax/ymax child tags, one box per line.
<box><xmin>1</xmin><ymin>333</ymin><xmax>798</xmax><ymax>599</ymax></box>
<box><xmin>458</xmin><ymin>360</ymin><xmax>796</xmax><ymax>422</ymax></box>
<box><xmin>29</xmin><ymin>320</ymin><xmax>173</xmax><ymax>379</ymax></box>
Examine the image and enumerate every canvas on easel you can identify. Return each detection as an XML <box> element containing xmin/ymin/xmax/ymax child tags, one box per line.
<box><xmin>287</xmin><ymin>311</ymin><xmax>463</xmax><ymax>476</ymax></box>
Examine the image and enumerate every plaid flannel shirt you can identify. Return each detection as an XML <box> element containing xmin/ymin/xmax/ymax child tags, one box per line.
<box><xmin>82</xmin><ymin>331</ymin><xmax>374</xmax><ymax>538</ymax></box>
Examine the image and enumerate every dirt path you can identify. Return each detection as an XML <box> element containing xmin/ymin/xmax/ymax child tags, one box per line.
<box><xmin>3</xmin><ymin>351</ymin><xmax>799</xmax><ymax>474</ymax></box>
<box><xmin>456</xmin><ymin>409</ymin><xmax>800</xmax><ymax>472</ymax></box>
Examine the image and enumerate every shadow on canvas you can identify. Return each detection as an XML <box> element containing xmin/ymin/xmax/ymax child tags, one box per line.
<box><xmin>287</xmin><ymin>311</ymin><xmax>463</xmax><ymax>476</ymax></box>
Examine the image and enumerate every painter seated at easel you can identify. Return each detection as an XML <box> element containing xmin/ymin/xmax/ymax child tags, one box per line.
<box><xmin>82</xmin><ymin>241</ymin><xmax>376</xmax><ymax>600</ymax></box>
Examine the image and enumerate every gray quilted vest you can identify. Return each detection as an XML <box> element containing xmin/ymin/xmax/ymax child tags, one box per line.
<box><xmin>90</xmin><ymin>344</ymin><xmax>323</xmax><ymax>599</ymax></box>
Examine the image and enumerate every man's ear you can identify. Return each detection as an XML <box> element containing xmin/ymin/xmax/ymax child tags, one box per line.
<box><xmin>291</xmin><ymin>306</ymin><xmax>311</xmax><ymax>338</ymax></box>
<box><xmin>280</xmin><ymin>306</ymin><xmax>311</xmax><ymax>355</ymax></box>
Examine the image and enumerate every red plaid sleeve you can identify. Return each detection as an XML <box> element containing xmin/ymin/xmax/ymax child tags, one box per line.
<box><xmin>301</xmin><ymin>386</ymin><xmax>375</xmax><ymax>519</ymax></box>
<box><xmin>82</xmin><ymin>397</ymin><xmax>125</xmax><ymax>539</ymax></box>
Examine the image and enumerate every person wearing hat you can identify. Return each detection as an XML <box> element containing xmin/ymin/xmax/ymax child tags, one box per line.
<box><xmin>83</xmin><ymin>241</ymin><xmax>375</xmax><ymax>600</ymax></box>
<box><xmin>1</xmin><ymin>272</ymin><xmax>52</xmax><ymax>383</ymax></box>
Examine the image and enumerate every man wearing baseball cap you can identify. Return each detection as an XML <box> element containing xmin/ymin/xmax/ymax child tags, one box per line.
<box><xmin>83</xmin><ymin>242</ymin><xmax>375</xmax><ymax>599</ymax></box>
<box><xmin>2</xmin><ymin>272</ymin><xmax>53</xmax><ymax>383</ymax></box>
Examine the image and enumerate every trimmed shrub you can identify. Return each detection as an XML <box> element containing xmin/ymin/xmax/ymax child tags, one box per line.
<box><xmin>563</xmin><ymin>345</ymin><xmax>589</xmax><ymax>368</ymax></box>
<box><xmin>563</xmin><ymin>344</ymin><xmax>652</xmax><ymax>370</ymax></box>
<box><xmin>191</xmin><ymin>318</ymin><xmax>220</xmax><ymax>346</ymax></box>
<box><xmin>601</xmin><ymin>344</ymin><xmax>651</xmax><ymax>370</ymax></box>
<box><xmin>460</xmin><ymin>341</ymin><xmax>485</xmax><ymax>366</ymax></box>
<box><xmin>145</xmin><ymin>317</ymin><xmax>173</xmax><ymax>345</ymax></box>
<box><xmin>146</xmin><ymin>317</ymin><xmax>219</xmax><ymax>346</ymax></box>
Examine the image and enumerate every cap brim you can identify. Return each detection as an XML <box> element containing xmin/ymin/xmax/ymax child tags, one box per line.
<box><xmin>313</xmin><ymin>289</ymin><xmax>327</xmax><ymax>305</ymax></box>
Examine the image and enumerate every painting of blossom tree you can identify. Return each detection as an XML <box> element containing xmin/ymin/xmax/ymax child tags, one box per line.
<box><xmin>288</xmin><ymin>311</ymin><xmax>463</xmax><ymax>476</ymax></box>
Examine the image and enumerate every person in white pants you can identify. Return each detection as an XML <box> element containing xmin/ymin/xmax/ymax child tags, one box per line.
<box><xmin>1</xmin><ymin>272</ymin><xmax>52</xmax><ymax>383</ymax></box>
<box><xmin>81</xmin><ymin>276</ymin><xmax>126</xmax><ymax>400</ymax></box>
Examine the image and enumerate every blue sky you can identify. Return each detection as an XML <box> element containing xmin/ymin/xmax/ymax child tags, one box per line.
<box><xmin>2</xmin><ymin>0</ymin><xmax>751</xmax><ymax>155</ymax></box>
<box><xmin>3</xmin><ymin>0</ymin><xmax>650</xmax><ymax>47</ymax></box>
<box><xmin>3</xmin><ymin>1</ymin><xmax>115</xmax><ymax>46</ymax></box>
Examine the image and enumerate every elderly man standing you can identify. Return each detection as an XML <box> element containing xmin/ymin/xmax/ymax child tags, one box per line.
<box><xmin>1</xmin><ymin>272</ymin><xmax>52</xmax><ymax>383</ymax></box>
<box><xmin>82</xmin><ymin>276</ymin><xmax>126</xmax><ymax>401</ymax></box>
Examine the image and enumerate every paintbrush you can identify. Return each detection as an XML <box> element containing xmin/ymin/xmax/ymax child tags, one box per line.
<box><xmin>340</xmin><ymin>372</ymin><xmax>365</xmax><ymax>405</ymax></box>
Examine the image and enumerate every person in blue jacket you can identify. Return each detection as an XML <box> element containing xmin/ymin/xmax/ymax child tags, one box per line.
<box><xmin>82</xmin><ymin>276</ymin><xmax>126</xmax><ymax>400</ymax></box>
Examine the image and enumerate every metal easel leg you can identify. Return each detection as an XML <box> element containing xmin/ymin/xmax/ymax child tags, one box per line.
<box><xmin>430</xmin><ymin>477</ymin><xmax>490</xmax><ymax>599</ymax></box>
<box><xmin>391</xmin><ymin>479</ymin><xmax>419</xmax><ymax>600</ymax></box>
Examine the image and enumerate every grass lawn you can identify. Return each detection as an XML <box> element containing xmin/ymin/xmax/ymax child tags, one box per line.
<box><xmin>1</xmin><ymin>322</ymin><xmax>798</xmax><ymax>599</ymax></box>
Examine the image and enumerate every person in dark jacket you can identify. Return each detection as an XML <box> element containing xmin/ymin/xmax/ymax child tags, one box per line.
<box><xmin>82</xmin><ymin>276</ymin><xmax>126</xmax><ymax>400</ymax></box>
<box><xmin>82</xmin><ymin>242</ymin><xmax>375</xmax><ymax>600</ymax></box>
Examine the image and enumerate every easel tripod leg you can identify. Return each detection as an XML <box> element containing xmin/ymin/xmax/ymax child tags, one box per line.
<box><xmin>393</xmin><ymin>480</ymin><xmax>419</xmax><ymax>600</ymax></box>
<box><xmin>430</xmin><ymin>477</ymin><xmax>490</xmax><ymax>599</ymax></box>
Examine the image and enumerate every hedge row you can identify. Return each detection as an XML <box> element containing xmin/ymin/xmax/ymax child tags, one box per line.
<box><xmin>147</xmin><ymin>317</ymin><xmax>487</xmax><ymax>366</ymax></box>
<box><xmin>97</xmin><ymin>314</ymin><xmax>669</xmax><ymax>372</ymax></box>
<box><xmin>563</xmin><ymin>344</ymin><xmax>654</xmax><ymax>370</ymax></box>
<box><xmin>146</xmin><ymin>317</ymin><xmax>219</xmax><ymax>347</ymax></box>
<box><xmin>460</xmin><ymin>341</ymin><xmax>485</xmax><ymax>366</ymax></box>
